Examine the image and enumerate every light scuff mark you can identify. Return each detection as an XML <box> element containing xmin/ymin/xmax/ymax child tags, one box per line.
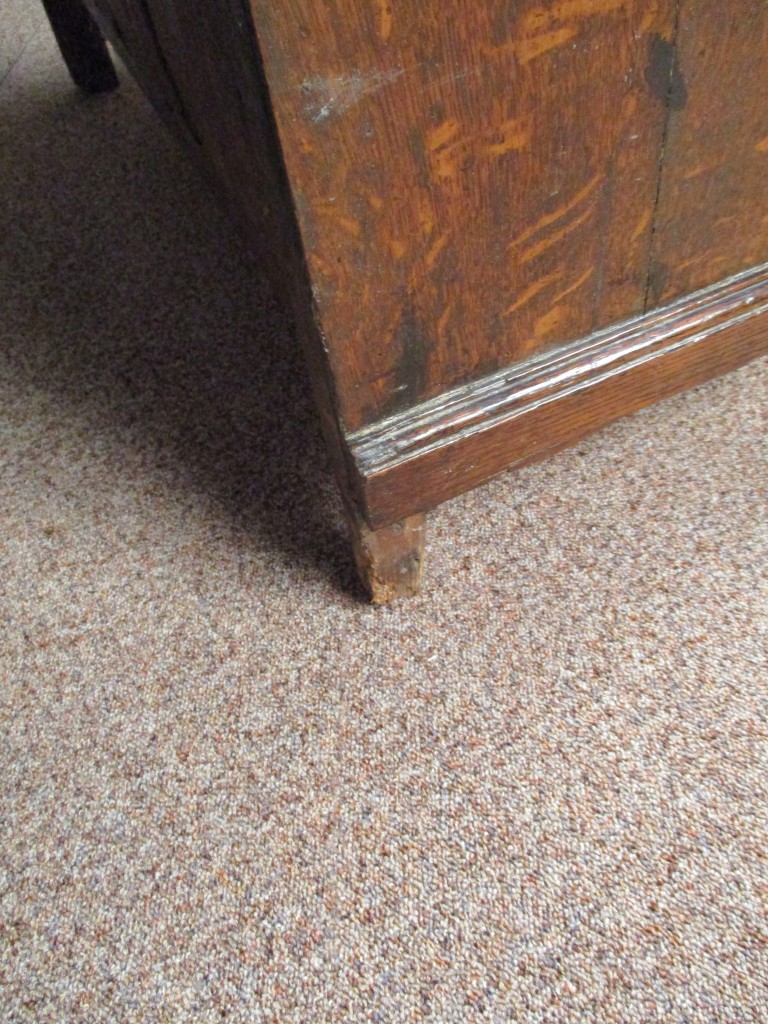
<box><xmin>300</xmin><ymin>68</ymin><xmax>404</xmax><ymax>123</ymax></box>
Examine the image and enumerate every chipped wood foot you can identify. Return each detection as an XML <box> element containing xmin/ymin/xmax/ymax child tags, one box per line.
<box><xmin>42</xmin><ymin>0</ymin><xmax>119</xmax><ymax>94</ymax></box>
<box><xmin>348</xmin><ymin>512</ymin><xmax>426</xmax><ymax>604</ymax></box>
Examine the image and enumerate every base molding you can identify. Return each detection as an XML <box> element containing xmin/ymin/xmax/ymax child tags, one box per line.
<box><xmin>349</xmin><ymin>264</ymin><xmax>768</xmax><ymax>529</ymax></box>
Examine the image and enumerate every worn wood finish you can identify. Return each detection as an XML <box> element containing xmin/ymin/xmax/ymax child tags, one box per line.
<box><xmin>251</xmin><ymin>0</ymin><xmax>677</xmax><ymax>431</ymax></box>
<box><xmin>348</xmin><ymin>513</ymin><xmax>426</xmax><ymax>604</ymax></box>
<box><xmin>350</xmin><ymin>264</ymin><xmax>768</xmax><ymax>528</ymax></box>
<box><xmin>648</xmin><ymin>3</ymin><xmax>768</xmax><ymax>308</ymax></box>
<box><xmin>42</xmin><ymin>0</ymin><xmax>118</xmax><ymax>93</ymax></box>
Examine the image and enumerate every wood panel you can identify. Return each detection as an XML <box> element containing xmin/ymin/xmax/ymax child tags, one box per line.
<box><xmin>249</xmin><ymin>0</ymin><xmax>677</xmax><ymax>431</ymax></box>
<box><xmin>89</xmin><ymin>0</ymin><xmax>374</xmax><ymax>538</ymax></box>
<box><xmin>348</xmin><ymin>264</ymin><xmax>768</xmax><ymax>527</ymax></box>
<box><xmin>647</xmin><ymin>1</ymin><xmax>768</xmax><ymax>307</ymax></box>
<box><xmin>104</xmin><ymin>0</ymin><xmax>289</xmax><ymax>267</ymax></box>
<box><xmin>87</xmin><ymin>0</ymin><xmax>187</xmax><ymax>129</ymax></box>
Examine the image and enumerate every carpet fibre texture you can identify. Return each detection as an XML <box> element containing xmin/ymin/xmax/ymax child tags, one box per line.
<box><xmin>2</xmin><ymin>9</ymin><xmax>768</xmax><ymax>1023</ymax></box>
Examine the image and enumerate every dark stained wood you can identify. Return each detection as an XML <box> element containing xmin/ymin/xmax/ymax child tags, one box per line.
<box><xmin>349</xmin><ymin>264</ymin><xmax>768</xmax><ymax>528</ymax></box>
<box><xmin>348</xmin><ymin>513</ymin><xmax>426</xmax><ymax>604</ymax></box>
<box><xmin>116</xmin><ymin>0</ymin><xmax>297</xmax><ymax>266</ymax></box>
<box><xmin>647</xmin><ymin>3</ymin><xmax>768</xmax><ymax>307</ymax></box>
<box><xmin>250</xmin><ymin>0</ymin><xmax>677</xmax><ymax>431</ymax></box>
<box><xmin>85</xmin><ymin>0</ymin><xmax>198</xmax><ymax>136</ymax></box>
<box><xmin>42</xmin><ymin>0</ymin><xmax>119</xmax><ymax>94</ymax></box>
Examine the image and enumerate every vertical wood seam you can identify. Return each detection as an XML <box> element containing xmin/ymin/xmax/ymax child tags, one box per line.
<box><xmin>642</xmin><ymin>0</ymin><xmax>683</xmax><ymax>313</ymax></box>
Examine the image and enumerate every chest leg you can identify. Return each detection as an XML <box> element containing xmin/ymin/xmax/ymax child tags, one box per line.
<box><xmin>42</xmin><ymin>0</ymin><xmax>119</xmax><ymax>94</ymax></box>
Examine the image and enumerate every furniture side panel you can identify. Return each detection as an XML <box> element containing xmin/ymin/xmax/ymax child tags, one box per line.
<box><xmin>86</xmin><ymin>0</ymin><xmax>186</xmax><ymax>125</ymax></box>
<box><xmin>250</xmin><ymin>0</ymin><xmax>677</xmax><ymax>431</ymax></box>
<box><xmin>118</xmin><ymin>0</ymin><xmax>302</xmax><ymax>280</ymax></box>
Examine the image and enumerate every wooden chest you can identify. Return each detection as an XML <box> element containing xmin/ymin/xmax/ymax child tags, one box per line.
<box><xmin>44</xmin><ymin>0</ymin><xmax>768</xmax><ymax>600</ymax></box>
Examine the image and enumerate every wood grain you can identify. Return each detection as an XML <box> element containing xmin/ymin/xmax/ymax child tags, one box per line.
<box><xmin>647</xmin><ymin>2</ymin><xmax>768</xmax><ymax>307</ymax></box>
<box><xmin>250</xmin><ymin>0</ymin><xmax>677</xmax><ymax>431</ymax></box>
<box><xmin>349</xmin><ymin>263</ymin><xmax>768</xmax><ymax>527</ymax></box>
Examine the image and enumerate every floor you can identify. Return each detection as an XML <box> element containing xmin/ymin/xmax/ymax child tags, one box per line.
<box><xmin>1</xmin><ymin>5</ymin><xmax>767</xmax><ymax>1022</ymax></box>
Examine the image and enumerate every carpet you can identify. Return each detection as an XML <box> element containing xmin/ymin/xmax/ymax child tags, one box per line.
<box><xmin>1</xmin><ymin>8</ymin><xmax>767</xmax><ymax>1022</ymax></box>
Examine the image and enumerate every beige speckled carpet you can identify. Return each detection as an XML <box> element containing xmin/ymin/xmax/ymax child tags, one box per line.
<box><xmin>2</xmin><ymin>7</ymin><xmax>768</xmax><ymax>1022</ymax></box>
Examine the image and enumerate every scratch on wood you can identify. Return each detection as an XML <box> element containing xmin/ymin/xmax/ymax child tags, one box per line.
<box><xmin>508</xmin><ymin>174</ymin><xmax>601</xmax><ymax>253</ymax></box>
<box><xmin>682</xmin><ymin>161</ymin><xmax>722</xmax><ymax>181</ymax></box>
<box><xmin>522</xmin><ymin>0</ymin><xmax>624</xmax><ymax>34</ymax></box>
<box><xmin>485</xmin><ymin>117</ymin><xmax>531</xmax><ymax>157</ymax></box>
<box><xmin>550</xmin><ymin>266</ymin><xmax>595</xmax><ymax>305</ymax></box>
<box><xmin>518</xmin><ymin>27</ymin><xmax>578</xmax><ymax>64</ymax></box>
<box><xmin>502</xmin><ymin>268</ymin><xmax>564</xmax><ymax>318</ymax></box>
<box><xmin>427</xmin><ymin>119</ymin><xmax>460</xmax><ymax>152</ymax></box>
<box><xmin>630</xmin><ymin>208</ymin><xmax>653</xmax><ymax>242</ymax></box>
<box><xmin>534</xmin><ymin>304</ymin><xmax>565</xmax><ymax>337</ymax></box>
<box><xmin>425</xmin><ymin>232</ymin><xmax>451</xmax><ymax>270</ymax></box>
<box><xmin>519</xmin><ymin>203</ymin><xmax>595</xmax><ymax>264</ymax></box>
